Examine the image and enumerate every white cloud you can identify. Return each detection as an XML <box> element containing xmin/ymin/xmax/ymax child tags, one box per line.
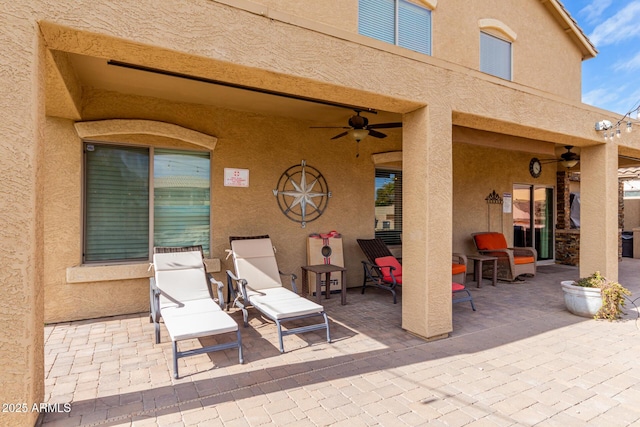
<box><xmin>613</xmin><ymin>51</ymin><xmax>640</xmax><ymax>72</ymax></box>
<box><xmin>582</xmin><ymin>83</ymin><xmax>640</xmax><ymax>115</ymax></box>
<box><xmin>588</xmin><ymin>1</ymin><xmax>640</xmax><ymax>47</ymax></box>
<box><xmin>582</xmin><ymin>87</ymin><xmax>620</xmax><ymax>108</ymax></box>
<box><xmin>579</xmin><ymin>0</ymin><xmax>613</xmax><ymax>25</ymax></box>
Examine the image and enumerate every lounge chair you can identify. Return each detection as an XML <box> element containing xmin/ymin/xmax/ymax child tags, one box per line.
<box><xmin>471</xmin><ymin>232</ymin><xmax>537</xmax><ymax>282</ymax></box>
<box><xmin>357</xmin><ymin>238</ymin><xmax>469</xmax><ymax>303</ymax></box>
<box><xmin>150</xmin><ymin>246</ymin><xmax>243</xmax><ymax>378</ymax></box>
<box><xmin>226</xmin><ymin>236</ymin><xmax>331</xmax><ymax>353</ymax></box>
<box><xmin>357</xmin><ymin>238</ymin><xmax>402</xmax><ymax>303</ymax></box>
<box><xmin>363</xmin><ymin>253</ymin><xmax>475</xmax><ymax>309</ymax></box>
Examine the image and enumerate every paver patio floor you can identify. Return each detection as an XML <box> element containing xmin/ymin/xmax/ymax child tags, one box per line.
<box><xmin>41</xmin><ymin>261</ymin><xmax>640</xmax><ymax>426</ymax></box>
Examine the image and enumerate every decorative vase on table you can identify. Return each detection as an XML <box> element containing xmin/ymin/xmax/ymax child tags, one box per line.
<box><xmin>560</xmin><ymin>280</ymin><xmax>602</xmax><ymax>318</ymax></box>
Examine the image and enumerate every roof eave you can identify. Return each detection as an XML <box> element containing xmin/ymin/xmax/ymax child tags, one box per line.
<box><xmin>544</xmin><ymin>0</ymin><xmax>598</xmax><ymax>60</ymax></box>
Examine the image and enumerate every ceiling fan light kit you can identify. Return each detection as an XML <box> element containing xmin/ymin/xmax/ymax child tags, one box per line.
<box><xmin>311</xmin><ymin>110</ymin><xmax>402</xmax><ymax>142</ymax></box>
<box><xmin>349</xmin><ymin>128</ymin><xmax>369</xmax><ymax>142</ymax></box>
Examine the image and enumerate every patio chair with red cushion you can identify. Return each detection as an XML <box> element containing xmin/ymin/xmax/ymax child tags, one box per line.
<box><xmin>357</xmin><ymin>238</ymin><xmax>470</xmax><ymax>301</ymax></box>
<box><xmin>471</xmin><ymin>232</ymin><xmax>537</xmax><ymax>282</ymax></box>
<box><xmin>358</xmin><ymin>248</ymin><xmax>475</xmax><ymax>309</ymax></box>
<box><xmin>452</xmin><ymin>253</ymin><xmax>468</xmax><ymax>284</ymax></box>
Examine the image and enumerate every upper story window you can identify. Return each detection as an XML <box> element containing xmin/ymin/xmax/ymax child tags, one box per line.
<box><xmin>84</xmin><ymin>142</ymin><xmax>211</xmax><ymax>263</ymax></box>
<box><xmin>478</xmin><ymin>19</ymin><xmax>516</xmax><ymax>81</ymax></box>
<box><xmin>480</xmin><ymin>32</ymin><xmax>512</xmax><ymax>80</ymax></box>
<box><xmin>359</xmin><ymin>0</ymin><xmax>432</xmax><ymax>56</ymax></box>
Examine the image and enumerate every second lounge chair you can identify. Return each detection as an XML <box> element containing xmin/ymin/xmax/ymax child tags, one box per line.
<box><xmin>226</xmin><ymin>235</ymin><xmax>331</xmax><ymax>353</ymax></box>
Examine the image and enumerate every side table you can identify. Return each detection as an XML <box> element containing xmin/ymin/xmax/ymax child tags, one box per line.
<box><xmin>467</xmin><ymin>255</ymin><xmax>498</xmax><ymax>288</ymax></box>
<box><xmin>301</xmin><ymin>264</ymin><xmax>347</xmax><ymax>305</ymax></box>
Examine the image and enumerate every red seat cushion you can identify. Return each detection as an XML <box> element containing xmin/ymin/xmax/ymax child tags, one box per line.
<box><xmin>514</xmin><ymin>256</ymin><xmax>535</xmax><ymax>265</ymax></box>
<box><xmin>375</xmin><ymin>256</ymin><xmax>402</xmax><ymax>283</ymax></box>
<box><xmin>474</xmin><ymin>233</ymin><xmax>508</xmax><ymax>250</ymax></box>
<box><xmin>452</xmin><ymin>263</ymin><xmax>466</xmax><ymax>275</ymax></box>
<box><xmin>451</xmin><ymin>282</ymin><xmax>465</xmax><ymax>292</ymax></box>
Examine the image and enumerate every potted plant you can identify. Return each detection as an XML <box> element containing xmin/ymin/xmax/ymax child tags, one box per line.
<box><xmin>561</xmin><ymin>271</ymin><xmax>631</xmax><ymax>320</ymax></box>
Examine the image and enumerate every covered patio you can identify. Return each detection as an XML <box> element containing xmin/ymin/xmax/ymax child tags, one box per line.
<box><xmin>41</xmin><ymin>261</ymin><xmax>640</xmax><ymax>426</ymax></box>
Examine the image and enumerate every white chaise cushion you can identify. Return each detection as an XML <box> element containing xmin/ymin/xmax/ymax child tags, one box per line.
<box><xmin>161</xmin><ymin>299</ymin><xmax>238</xmax><ymax>341</ymax></box>
<box><xmin>231</xmin><ymin>238</ymin><xmax>282</xmax><ymax>290</ymax></box>
<box><xmin>153</xmin><ymin>251</ymin><xmax>211</xmax><ymax>309</ymax></box>
<box><xmin>248</xmin><ymin>287</ymin><xmax>324</xmax><ymax>320</ymax></box>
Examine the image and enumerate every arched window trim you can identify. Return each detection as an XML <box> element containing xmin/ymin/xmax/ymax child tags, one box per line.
<box><xmin>74</xmin><ymin>119</ymin><xmax>217</xmax><ymax>150</ymax></box>
<box><xmin>478</xmin><ymin>18</ymin><xmax>517</xmax><ymax>42</ymax></box>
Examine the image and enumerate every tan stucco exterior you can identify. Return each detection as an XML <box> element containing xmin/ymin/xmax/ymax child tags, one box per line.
<box><xmin>2</xmin><ymin>1</ymin><xmax>640</xmax><ymax>424</ymax></box>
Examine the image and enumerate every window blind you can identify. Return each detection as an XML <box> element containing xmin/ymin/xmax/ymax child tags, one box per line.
<box><xmin>480</xmin><ymin>32</ymin><xmax>512</xmax><ymax>80</ymax></box>
<box><xmin>359</xmin><ymin>0</ymin><xmax>432</xmax><ymax>55</ymax></box>
<box><xmin>398</xmin><ymin>0</ymin><xmax>431</xmax><ymax>55</ymax></box>
<box><xmin>375</xmin><ymin>169</ymin><xmax>403</xmax><ymax>246</ymax></box>
<box><xmin>359</xmin><ymin>0</ymin><xmax>395</xmax><ymax>45</ymax></box>
<box><xmin>153</xmin><ymin>149</ymin><xmax>211</xmax><ymax>256</ymax></box>
<box><xmin>84</xmin><ymin>144</ymin><xmax>150</xmax><ymax>262</ymax></box>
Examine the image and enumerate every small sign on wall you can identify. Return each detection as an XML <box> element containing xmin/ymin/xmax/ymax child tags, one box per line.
<box><xmin>224</xmin><ymin>168</ymin><xmax>249</xmax><ymax>187</ymax></box>
<box><xmin>503</xmin><ymin>193</ymin><xmax>512</xmax><ymax>213</ymax></box>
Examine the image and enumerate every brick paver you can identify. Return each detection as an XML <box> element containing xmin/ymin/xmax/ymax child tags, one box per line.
<box><xmin>40</xmin><ymin>261</ymin><xmax>640</xmax><ymax>426</ymax></box>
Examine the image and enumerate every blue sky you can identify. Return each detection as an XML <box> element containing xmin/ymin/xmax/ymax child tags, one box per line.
<box><xmin>560</xmin><ymin>0</ymin><xmax>640</xmax><ymax>117</ymax></box>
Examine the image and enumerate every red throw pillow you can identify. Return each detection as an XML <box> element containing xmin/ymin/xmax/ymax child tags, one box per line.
<box><xmin>475</xmin><ymin>233</ymin><xmax>508</xmax><ymax>250</ymax></box>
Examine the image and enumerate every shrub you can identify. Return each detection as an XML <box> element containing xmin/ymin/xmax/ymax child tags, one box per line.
<box><xmin>574</xmin><ymin>271</ymin><xmax>631</xmax><ymax>321</ymax></box>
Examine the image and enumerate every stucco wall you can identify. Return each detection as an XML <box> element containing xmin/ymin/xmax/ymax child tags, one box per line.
<box><xmin>249</xmin><ymin>0</ymin><xmax>586</xmax><ymax>101</ymax></box>
<box><xmin>428</xmin><ymin>0</ymin><xmax>584</xmax><ymax>100</ymax></box>
<box><xmin>0</xmin><ymin>1</ymin><xmax>630</xmax><ymax>419</ymax></box>
<box><xmin>0</xmin><ymin>9</ymin><xmax>45</xmax><ymax>427</ymax></box>
<box><xmin>624</xmin><ymin>198</ymin><xmax>640</xmax><ymax>230</ymax></box>
<box><xmin>452</xmin><ymin>139</ymin><xmax>557</xmax><ymax>255</ymax></box>
<box><xmin>34</xmin><ymin>0</ymin><xmax>620</xmax><ymax>335</ymax></box>
<box><xmin>43</xmin><ymin>88</ymin><xmax>402</xmax><ymax>323</ymax></box>
<box><xmin>244</xmin><ymin>0</ymin><xmax>358</xmax><ymax>32</ymax></box>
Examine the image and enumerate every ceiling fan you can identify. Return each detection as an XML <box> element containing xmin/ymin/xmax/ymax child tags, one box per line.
<box><xmin>531</xmin><ymin>146</ymin><xmax>580</xmax><ymax>177</ymax></box>
<box><xmin>543</xmin><ymin>145</ymin><xmax>580</xmax><ymax>168</ymax></box>
<box><xmin>310</xmin><ymin>110</ymin><xmax>402</xmax><ymax>142</ymax></box>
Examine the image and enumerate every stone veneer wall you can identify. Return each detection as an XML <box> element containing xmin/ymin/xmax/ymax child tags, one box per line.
<box><xmin>619</xmin><ymin>181</ymin><xmax>624</xmax><ymax>259</ymax></box>
<box><xmin>556</xmin><ymin>229</ymin><xmax>580</xmax><ymax>265</ymax></box>
<box><xmin>555</xmin><ymin>171</ymin><xmax>579</xmax><ymax>265</ymax></box>
<box><xmin>556</xmin><ymin>171</ymin><xmax>625</xmax><ymax>265</ymax></box>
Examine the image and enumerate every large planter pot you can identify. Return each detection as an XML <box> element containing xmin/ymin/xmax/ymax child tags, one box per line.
<box><xmin>561</xmin><ymin>280</ymin><xmax>602</xmax><ymax>318</ymax></box>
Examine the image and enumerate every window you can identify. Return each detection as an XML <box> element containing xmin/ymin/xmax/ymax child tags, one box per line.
<box><xmin>480</xmin><ymin>32</ymin><xmax>512</xmax><ymax>80</ymax></box>
<box><xmin>375</xmin><ymin>169</ymin><xmax>402</xmax><ymax>245</ymax></box>
<box><xmin>359</xmin><ymin>0</ymin><xmax>432</xmax><ymax>55</ymax></box>
<box><xmin>84</xmin><ymin>143</ymin><xmax>210</xmax><ymax>263</ymax></box>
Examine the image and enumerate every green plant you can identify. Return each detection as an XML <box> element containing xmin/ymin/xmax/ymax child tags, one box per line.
<box><xmin>574</xmin><ymin>271</ymin><xmax>631</xmax><ymax>321</ymax></box>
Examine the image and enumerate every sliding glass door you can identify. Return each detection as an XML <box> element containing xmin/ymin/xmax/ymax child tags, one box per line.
<box><xmin>513</xmin><ymin>184</ymin><xmax>554</xmax><ymax>261</ymax></box>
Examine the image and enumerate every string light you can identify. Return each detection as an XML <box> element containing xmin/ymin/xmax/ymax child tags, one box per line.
<box><xmin>595</xmin><ymin>102</ymin><xmax>640</xmax><ymax>140</ymax></box>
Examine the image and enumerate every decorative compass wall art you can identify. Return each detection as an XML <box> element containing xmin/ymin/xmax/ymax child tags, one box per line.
<box><xmin>272</xmin><ymin>160</ymin><xmax>331</xmax><ymax>228</ymax></box>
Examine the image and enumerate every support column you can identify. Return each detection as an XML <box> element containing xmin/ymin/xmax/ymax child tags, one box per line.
<box><xmin>402</xmin><ymin>105</ymin><xmax>453</xmax><ymax>340</ymax></box>
<box><xmin>0</xmin><ymin>15</ymin><xmax>45</xmax><ymax>427</ymax></box>
<box><xmin>579</xmin><ymin>143</ymin><xmax>619</xmax><ymax>280</ymax></box>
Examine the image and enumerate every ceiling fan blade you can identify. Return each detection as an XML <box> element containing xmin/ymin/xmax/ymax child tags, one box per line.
<box><xmin>310</xmin><ymin>126</ymin><xmax>350</xmax><ymax>129</ymax></box>
<box><xmin>330</xmin><ymin>131</ymin><xmax>349</xmax><ymax>140</ymax></box>
<box><xmin>368</xmin><ymin>129</ymin><xmax>388</xmax><ymax>139</ymax></box>
<box><xmin>367</xmin><ymin>122</ymin><xmax>402</xmax><ymax>129</ymax></box>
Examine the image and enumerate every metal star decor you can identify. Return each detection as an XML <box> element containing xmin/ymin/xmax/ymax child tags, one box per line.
<box><xmin>273</xmin><ymin>160</ymin><xmax>331</xmax><ymax>228</ymax></box>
